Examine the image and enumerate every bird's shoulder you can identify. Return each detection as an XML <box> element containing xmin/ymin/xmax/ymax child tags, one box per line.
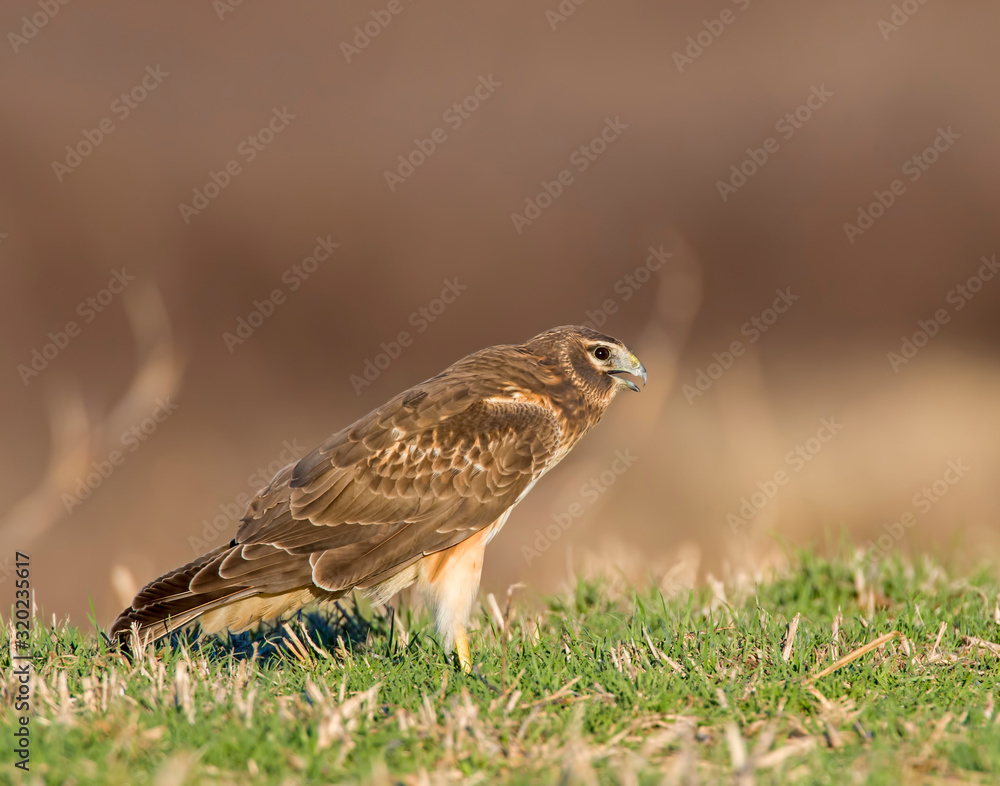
<box><xmin>293</xmin><ymin>345</ymin><xmax>564</xmax><ymax>486</ymax></box>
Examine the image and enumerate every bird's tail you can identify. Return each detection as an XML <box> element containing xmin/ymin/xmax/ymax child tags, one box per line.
<box><xmin>109</xmin><ymin>542</ymin><xmax>336</xmax><ymax>652</ymax></box>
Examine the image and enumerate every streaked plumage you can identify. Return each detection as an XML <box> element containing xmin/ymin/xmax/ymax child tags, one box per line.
<box><xmin>110</xmin><ymin>325</ymin><xmax>647</xmax><ymax>669</ymax></box>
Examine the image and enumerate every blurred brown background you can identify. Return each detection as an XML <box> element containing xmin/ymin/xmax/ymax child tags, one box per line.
<box><xmin>2</xmin><ymin>1</ymin><xmax>999</xmax><ymax>628</ymax></box>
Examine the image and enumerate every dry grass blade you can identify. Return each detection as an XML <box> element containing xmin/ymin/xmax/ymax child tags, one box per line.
<box><xmin>725</xmin><ymin>721</ymin><xmax>748</xmax><ymax>771</ymax></box>
<box><xmin>530</xmin><ymin>676</ymin><xmax>583</xmax><ymax>709</ymax></box>
<box><xmin>281</xmin><ymin>624</ymin><xmax>312</xmax><ymax>664</ymax></box>
<box><xmin>486</xmin><ymin>593</ymin><xmax>505</xmax><ymax>636</ymax></box>
<box><xmin>755</xmin><ymin>737</ymin><xmax>817</xmax><ymax>769</ymax></box>
<box><xmin>963</xmin><ymin>635</ymin><xmax>1000</xmax><ymax>657</ymax></box>
<box><xmin>931</xmin><ymin>621</ymin><xmax>947</xmax><ymax>658</ymax></box>
<box><xmin>295</xmin><ymin>618</ymin><xmax>333</xmax><ymax>660</ymax></box>
<box><xmin>805</xmin><ymin>631</ymin><xmax>899</xmax><ymax>684</ymax></box>
<box><xmin>643</xmin><ymin>624</ymin><xmax>684</xmax><ymax>673</ymax></box>
<box><xmin>782</xmin><ymin>613</ymin><xmax>801</xmax><ymax>662</ymax></box>
<box><xmin>831</xmin><ymin>606</ymin><xmax>842</xmax><ymax>661</ymax></box>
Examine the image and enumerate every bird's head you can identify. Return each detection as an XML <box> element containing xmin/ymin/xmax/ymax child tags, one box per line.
<box><xmin>526</xmin><ymin>325</ymin><xmax>647</xmax><ymax>404</ymax></box>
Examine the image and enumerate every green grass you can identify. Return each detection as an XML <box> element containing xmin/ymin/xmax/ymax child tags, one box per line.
<box><xmin>2</xmin><ymin>551</ymin><xmax>999</xmax><ymax>784</ymax></box>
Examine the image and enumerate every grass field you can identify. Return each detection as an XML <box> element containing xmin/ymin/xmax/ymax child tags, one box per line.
<box><xmin>3</xmin><ymin>550</ymin><xmax>1000</xmax><ymax>784</ymax></box>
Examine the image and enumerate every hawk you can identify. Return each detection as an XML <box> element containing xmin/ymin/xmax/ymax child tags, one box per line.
<box><xmin>111</xmin><ymin>325</ymin><xmax>646</xmax><ymax>671</ymax></box>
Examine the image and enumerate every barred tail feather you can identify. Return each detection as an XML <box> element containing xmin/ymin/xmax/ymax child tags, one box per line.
<box><xmin>109</xmin><ymin>542</ymin><xmax>338</xmax><ymax>651</ymax></box>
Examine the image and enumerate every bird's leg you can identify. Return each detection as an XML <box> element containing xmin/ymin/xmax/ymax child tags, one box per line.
<box><xmin>454</xmin><ymin>624</ymin><xmax>472</xmax><ymax>673</ymax></box>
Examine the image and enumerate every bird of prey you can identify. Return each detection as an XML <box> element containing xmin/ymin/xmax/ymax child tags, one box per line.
<box><xmin>111</xmin><ymin>325</ymin><xmax>647</xmax><ymax>671</ymax></box>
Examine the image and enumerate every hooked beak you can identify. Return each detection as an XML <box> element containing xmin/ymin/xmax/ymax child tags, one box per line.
<box><xmin>608</xmin><ymin>352</ymin><xmax>647</xmax><ymax>393</ymax></box>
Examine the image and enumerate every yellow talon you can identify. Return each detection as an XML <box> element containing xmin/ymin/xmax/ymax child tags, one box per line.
<box><xmin>454</xmin><ymin>625</ymin><xmax>472</xmax><ymax>673</ymax></box>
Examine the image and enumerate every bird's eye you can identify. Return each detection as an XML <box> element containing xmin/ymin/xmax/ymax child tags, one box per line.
<box><xmin>593</xmin><ymin>346</ymin><xmax>610</xmax><ymax>361</ymax></box>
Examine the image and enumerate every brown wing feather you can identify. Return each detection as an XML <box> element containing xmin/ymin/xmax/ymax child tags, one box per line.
<box><xmin>240</xmin><ymin>394</ymin><xmax>561</xmax><ymax>593</ymax></box>
<box><xmin>178</xmin><ymin>387</ymin><xmax>560</xmax><ymax>602</ymax></box>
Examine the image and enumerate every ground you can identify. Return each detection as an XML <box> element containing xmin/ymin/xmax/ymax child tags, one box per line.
<box><xmin>2</xmin><ymin>550</ymin><xmax>999</xmax><ymax>784</ymax></box>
